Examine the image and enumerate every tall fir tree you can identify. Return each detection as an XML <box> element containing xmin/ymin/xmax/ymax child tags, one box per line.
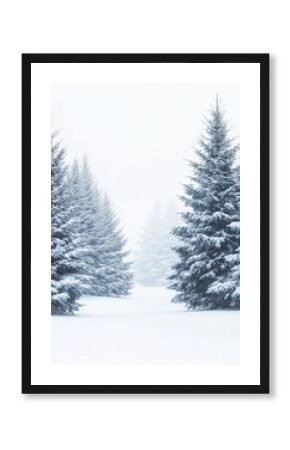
<box><xmin>51</xmin><ymin>133</ymin><xmax>91</xmax><ymax>314</ymax></box>
<box><xmin>225</xmin><ymin>166</ymin><xmax>240</xmax><ymax>305</ymax></box>
<box><xmin>96</xmin><ymin>194</ymin><xmax>133</xmax><ymax>296</ymax></box>
<box><xmin>169</xmin><ymin>98</ymin><xmax>240</xmax><ymax>310</ymax></box>
<box><xmin>75</xmin><ymin>160</ymin><xmax>133</xmax><ymax>297</ymax></box>
<box><xmin>79</xmin><ymin>158</ymin><xmax>104</xmax><ymax>292</ymax></box>
<box><xmin>67</xmin><ymin>159</ymin><xmax>100</xmax><ymax>294</ymax></box>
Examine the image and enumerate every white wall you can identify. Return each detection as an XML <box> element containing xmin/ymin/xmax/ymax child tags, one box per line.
<box><xmin>0</xmin><ymin>1</ymin><xmax>284</xmax><ymax>449</ymax></box>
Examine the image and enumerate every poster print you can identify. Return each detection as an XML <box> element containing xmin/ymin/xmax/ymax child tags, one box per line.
<box><xmin>22</xmin><ymin>54</ymin><xmax>269</xmax><ymax>393</ymax></box>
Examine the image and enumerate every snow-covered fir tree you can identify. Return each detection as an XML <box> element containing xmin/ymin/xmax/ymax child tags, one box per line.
<box><xmin>51</xmin><ymin>134</ymin><xmax>133</xmax><ymax>314</ymax></box>
<box><xmin>169</xmin><ymin>98</ymin><xmax>240</xmax><ymax>310</ymax></box>
<box><xmin>226</xmin><ymin>167</ymin><xmax>240</xmax><ymax>305</ymax></box>
<box><xmin>80</xmin><ymin>165</ymin><xmax>108</xmax><ymax>296</ymax></box>
<box><xmin>135</xmin><ymin>201</ymin><xmax>178</xmax><ymax>286</ymax></box>
<box><xmin>51</xmin><ymin>133</ymin><xmax>91</xmax><ymax>314</ymax></box>
<box><xmin>69</xmin><ymin>158</ymin><xmax>133</xmax><ymax>298</ymax></box>
<box><xmin>96</xmin><ymin>194</ymin><xmax>133</xmax><ymax>296</ymax></box>
<box><xmin>67</xmin><ymin>159</ymin><xmax>101</xmax><ymax>294</ymax></box>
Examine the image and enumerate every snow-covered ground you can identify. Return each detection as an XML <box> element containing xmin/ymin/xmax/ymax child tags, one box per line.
<box><xmin>51</xmin><ymin>286</ymin><xmax>239</xmax><ymax>364</ymax></box>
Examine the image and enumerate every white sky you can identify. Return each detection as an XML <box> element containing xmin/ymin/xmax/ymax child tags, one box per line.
<box><xmin>52</xmin><ymin>83</ymin><xmax>239</xmax><ymax>251</ymax></box>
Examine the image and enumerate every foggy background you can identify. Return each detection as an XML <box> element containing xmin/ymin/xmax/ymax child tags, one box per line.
<box><xmin>52</xmin><ymin>83</ymin><xmax>239</xmax><ymax>252</ymax></box>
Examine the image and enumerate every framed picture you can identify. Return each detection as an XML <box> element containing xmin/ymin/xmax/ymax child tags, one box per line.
<box><xmin>22</xmin><ymin>53</ymin><xmax>269</xmax><ymax>394</ymax></box>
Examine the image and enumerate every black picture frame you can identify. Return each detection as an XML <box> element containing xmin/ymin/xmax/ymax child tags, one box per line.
<box><xmin>22</xmin><ymin>53</ymin><xmax>269</xmax><ymax>394</ymax></box>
